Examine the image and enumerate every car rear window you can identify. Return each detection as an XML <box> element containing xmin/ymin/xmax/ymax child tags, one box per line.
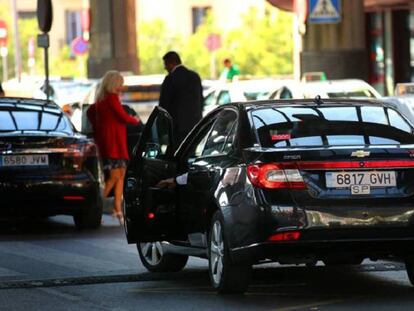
<box><xmin>0</xmin><ymin>104</ymin><xmax>74</xmax><ymax>136</ymax></box>
<box><xmin>251</xmin><ymin>105</ymin><xmax>414</xmax><ymax>147</ymax></box>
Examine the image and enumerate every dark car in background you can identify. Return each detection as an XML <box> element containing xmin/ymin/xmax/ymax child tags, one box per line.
<box><xmin>124</xmin><ymin>99</ymin><xmax>414</xmax><ymax>294</ymax></box>
<box><xmin>0</xmin><ymin>97</ymin><xmax>103</xmax><ymax>229</ymax></box>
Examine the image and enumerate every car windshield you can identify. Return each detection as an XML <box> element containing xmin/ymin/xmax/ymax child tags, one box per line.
<box><xmin>251</xmin><ymin>105</ymin><xmax>414</xmax><ymax>147</ymax></box>
<box><xmin>0</xmin><ymin>103</ymin><xmax>74</xmax><ymax>136</ymax></box>
<box><xmin>244</xmin><ymin>91</ymin><xmax>270</xmax><ymax>100</ymax></box>
<box><xmin>327</xmin><ymin>89</ymin><xmax>377</xmax><ymax>99</ymax></box>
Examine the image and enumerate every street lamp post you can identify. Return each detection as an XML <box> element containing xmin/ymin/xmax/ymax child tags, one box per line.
<box><xmin>36</xmin><ymin>0</ymin><xmax>53</xmax><ymax>101</ymax></box>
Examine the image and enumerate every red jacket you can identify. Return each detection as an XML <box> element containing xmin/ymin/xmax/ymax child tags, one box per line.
<box><xmin>87</xmin><ymin>93</ymin><xmax>139</xmax><ymax>160</ymax></box>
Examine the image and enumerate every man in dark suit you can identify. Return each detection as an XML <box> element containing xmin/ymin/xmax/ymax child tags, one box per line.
<box><xmin>159</xmin><ymin>51</ymin><xmax>203</xmax><ymax>149</ymax></box>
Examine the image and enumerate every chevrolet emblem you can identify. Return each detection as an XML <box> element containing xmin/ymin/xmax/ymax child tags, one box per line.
<box><xmin>351</xmin><ymin>150</ymin><xmax>370</xmax><ymax>158</ymax></box>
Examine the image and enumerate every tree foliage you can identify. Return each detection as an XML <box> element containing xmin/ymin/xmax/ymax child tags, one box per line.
<box><xmin>18</xmin><ymin>18</ymin><xmax>44</xmax><ymax>75</ymax></box>
<box><xmin>138</xmin><ymin>19</ymin><xmax>181</xmax><ymax>74</ymax></box>
<box><xmin>221</xmin><ymin>7</ymin><xmax>293</xmax><ymax>76</ymax></box>
<box><xmin>137</xmin><ymin>3</ymin><xmax>293</xmax><ymax>78</ymax></box>
<box><xmin>0</xmin><ymin>2</ymin><xmax>292</xmax><ymax>80</ymax></box>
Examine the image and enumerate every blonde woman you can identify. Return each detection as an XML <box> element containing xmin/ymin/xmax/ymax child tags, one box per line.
<box><xmin>87</xmin><ymin>71</ymin><xmax>140</xmax><ymax>224</ymax></box>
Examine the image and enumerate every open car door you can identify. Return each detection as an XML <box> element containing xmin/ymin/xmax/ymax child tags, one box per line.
<box><xmin>123</xmin><ymin>107</ymin><xmax>179</xmax><ymax>243</ymax></box>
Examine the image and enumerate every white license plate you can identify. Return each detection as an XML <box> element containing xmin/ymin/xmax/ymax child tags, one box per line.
<box><xmin>0</xmin><ymin>154</ymin><xmax>49</xmax><ymax>167</ymax></box>
<box><xmin>350</xmin><ymin>185</ymin><xmax>371</xmax><ymax>195</ymax></box>
<box><xmin>326</xmin><ymin>171</ymin><xmax>396</xmax><ymax>188</ymax></box>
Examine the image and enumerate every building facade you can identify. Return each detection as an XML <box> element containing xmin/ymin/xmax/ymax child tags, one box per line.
<box><xmin>365</xmin><ymin>1</ymin><xmax>414</xmax><ymax>95</ymax></box>
<box><xmin>13</xmin><ymin>0</ymin><xmax>87</xmax><ymax>60</ymax></box>
<box><xmin>136</xmin><ymin>0</ymin><xmax>266</xmax><ymax>37</ymax></box>
<box><xmin>269</xmin><ymin>0</ymin><xmax>414</xmax><ymax>96</ymax></box>
<box><xmin>12</xmin><ymin>0</ymin><xmax>267</xmax><ymax>77</ymax></box>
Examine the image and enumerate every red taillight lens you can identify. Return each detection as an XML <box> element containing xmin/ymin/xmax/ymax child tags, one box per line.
<box><xmin>296</xmin><ymin>160</ymin><xmax>414</xmax><ymax>169</ymax></box>
<box><xmin>63</xmin><ymin>143</ymin><xmax>96</xmax><ymax>171</ymax></box>
<box><xmin>63</xmin><ymin>196</ymin><xmax>85</xmax><ymax>201</ymax></box>
<box><xmin>247</xmin><ymin>163</ymin><xmax>306</xmax><ymax>189</ymax></box>
<box><xmin>267</xmin><ymin>231</ymin><xmax>301</xmax><ymax>242</ymax></box>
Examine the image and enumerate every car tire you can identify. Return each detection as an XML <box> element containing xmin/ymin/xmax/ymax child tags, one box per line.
<box><xmin>137</xmin><ymin>242</ymin><xmax>188</xmax><ymax>273</ymax></box>
<box><xmin>208</xmin><ymin>210</ymin><xmax>252</xmax><ymax>294</ymax></box>
<box><xmin>73</xmin><ymin>192</ymin><xmax>103</xmax><ymax>229</ymax></box>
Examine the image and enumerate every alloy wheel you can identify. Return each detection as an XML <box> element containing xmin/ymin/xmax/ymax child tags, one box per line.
<box><xmin>210</xmin><ymin>220</ymin><xmax>225</xmax><ymax>285</ymax></box>
<box><xmin>139</xmin><ymin>242</ymin><xmax>164</xmax><ymax>266</ymax></box>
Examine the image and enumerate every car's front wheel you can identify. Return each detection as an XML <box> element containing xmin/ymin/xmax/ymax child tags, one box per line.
<box><xmin>208</xmin><ymin>211</ymin><xmax>251</xmax><ymax>294</ymax></box>
<box><xmin>137</xmin><ymin>242</ymin><xmax>188</xmax><ymax>272</ymax></box>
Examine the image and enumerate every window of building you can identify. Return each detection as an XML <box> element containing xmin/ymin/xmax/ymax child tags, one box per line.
<box><xmin>18</xmin><ymin>11</ymin><xmax>36</xmax><ymax>19</ymax></box>
<box><xmin>65</xmin><ymin>10</ymin><xmax>82</xmax><ymax>45</ymax></box>
<box><xmin>192</xmin><ymin>7</ymin><xmax>210</xmax><ymax>33</ymax></box>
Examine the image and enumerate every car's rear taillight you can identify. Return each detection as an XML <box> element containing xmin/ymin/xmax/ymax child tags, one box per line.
<box><xmin>63</xmin><ymin>143</ymin><xmax>96</xmax><ymax>171</ymax></box>
<box><xmin>267</xmin><ymin>231</ymin><xmax>301</xmax><ymax>242</ymax></box>
<box><xmin>63</xmin><ymin>196</ymin><xmax>85</xmax><ymax>201</ymax></box>
<box><xmin>247</xmin><ymin>163</ymin><xmax>306</xmax><ymax>189</ymax></box>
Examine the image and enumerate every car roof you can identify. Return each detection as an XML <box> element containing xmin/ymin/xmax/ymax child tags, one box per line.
<box><xmin>303</xmin><ymin>79</ymin><xmax>376</xmax><ymax>91</ymax></box>
<box><xmin>0</xmin><ymin>97</ymin><xmax>58</xmax><ymax>106</ymax></box>
<box><xmin>207</xmin><ymin>79</ymin><xmax>284</xmax><ymax>91</ymax></box>
<box><xmin>275</xmin><ymin>79</ymin><xmax>381</xmax><ymax>98</ymax></box>
<box><xmin>230</xmin><ymin>98</ymin><xmax>394</xmax><ymax>110</ymax></box>
<box><xmin>383</xmin><ymin>95</ymin><xmax>414</xmax><ymax>104</ymax></box>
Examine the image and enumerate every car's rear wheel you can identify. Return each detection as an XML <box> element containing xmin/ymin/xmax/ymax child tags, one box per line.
<box><xmin>208</xmin><ymin>211</ymin><xmax>251</xmax><ymax>294</ymax></box>
<box><xmin>137</xmin><ymin>242</ymin><xmax>188</xmax><ymax>272</ymax></box>
<box><xmin>73</xmin><ymin>192</ymin><xmax>103</xmax><ymax>229</ymax></box>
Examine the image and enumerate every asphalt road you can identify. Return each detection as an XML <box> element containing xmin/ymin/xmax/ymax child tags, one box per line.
<box><xmin>0</xmin><ymin>215</ymin><xmax>414</xmax><ymax>310</ymax></box>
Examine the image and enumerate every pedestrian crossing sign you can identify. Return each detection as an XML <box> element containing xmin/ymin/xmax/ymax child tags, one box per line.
<box><xmin>308</xmin><ymin>0</ymin><xmax>341</xmax><ymax>24</ymax></box>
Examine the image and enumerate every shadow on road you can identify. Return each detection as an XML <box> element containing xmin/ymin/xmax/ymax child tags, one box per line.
<box><xmin>127</xmin><ymin>264</ymin><xmax>414</xmax><ymax>305</ymax></box>
<box><xmin>0</xmin><ymin>215</ymin><xmax>123</xmax><ymax>240</ymax></box>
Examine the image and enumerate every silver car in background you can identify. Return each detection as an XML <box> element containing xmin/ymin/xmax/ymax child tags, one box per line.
<box><xmin>269</xmin><ymin>79</ymin><xmax>382</xmax><ymax>100</ymax></box>
<box><xmin>382</xmin><ymin>95</ymin><xmax>414</xmax><ymax>125</ymax></box>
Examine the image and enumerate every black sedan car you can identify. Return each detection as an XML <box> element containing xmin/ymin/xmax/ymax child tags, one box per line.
<box><xmin>0</xmin><ymin>97</ymin><xmax>103</xmax><ymax>229</ymax></box>
<box><xmin>124</xmin><ymin>99</ymin><xmax>414</xmax><ymax>294</ymax></box>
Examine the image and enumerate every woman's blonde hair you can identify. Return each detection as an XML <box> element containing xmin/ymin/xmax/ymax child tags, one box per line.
<box><xmin>95</xmin><ymin>70</ymin><xmax>124</xmax><ymax>102</ymax></box>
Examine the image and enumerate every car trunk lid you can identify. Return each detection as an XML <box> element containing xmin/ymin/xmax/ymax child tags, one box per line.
<box><xmin>245</xmin><ymin>145</ymin><xmax>414</xmax><ymax>205</ymax></box>
<box><xmin>0</xmin><ymin>135</ymin><xmax>87</xmax><ymax>174</ymax></box>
